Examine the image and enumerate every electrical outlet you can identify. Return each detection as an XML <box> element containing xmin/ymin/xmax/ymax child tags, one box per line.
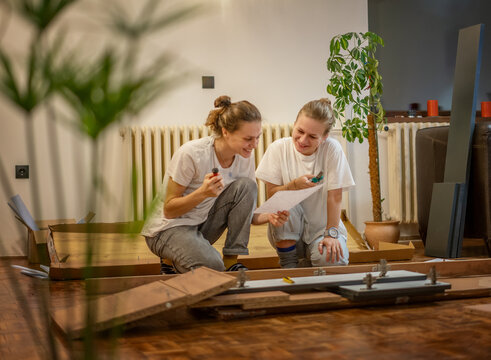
<box><xmin>15</xmin><ymin>165</ymin><xmax>29</xmax><ymax>179</ymax></box>
<box><xmin>202</xmin><ymin>76</ymin><xmax>215</xmax><ymax>89</ymax></box>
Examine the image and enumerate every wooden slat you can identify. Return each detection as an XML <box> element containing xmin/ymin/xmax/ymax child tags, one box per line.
<box><xmin>51</xmin><ymin>267</ymin><xmax>236</xmax><ymax>338</ymax></box>
<box><xmin>349</xmin><ymin>241</ymin><xmax>415</xmax><ymax>263</ymax></box>
<box><xmin>192</xmin><ymin>291</ymin><xmax>289</xmax><ymax>308</ymax></box>
<box><xmin>49</xmin><ymin>261</ymin><xmax>161</xmax><ymax>280</ymax></box>
<box><xmin>242</xmin><ymin>292</ymin><xmax>344</xmax><ymax>310</ymax></box>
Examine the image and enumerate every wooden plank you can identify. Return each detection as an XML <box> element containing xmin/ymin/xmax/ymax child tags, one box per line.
<box><xmin>84</xmin><ymin>259</ymin><xmax>491</xmax><ymax>295</ymax></box>
<box><xmin>163</xmin><ymin>267</ymin><xmax>236</xmax><ymax>303</ymax></box>
<box><xmin>51</xmin><ymin>267</ymin><xmax>236</xmax><ymax>338</ymax></box>
<box><xmin>36</xmin><ymin>219</ymin><xmax>75</xmax><ymax>229</ymax></box>
<box><xmin>238</xmin><ymin>254</ymin><xmax>279</xmax><ymax>269</ymax></box>
<box><xmin>191</xmin><ymin>291</ymin><xmax>289</xmax><ymax>308</ymax></box>
<box><xmin>341</xmin><ymin>209</ymin><xmax>368</xmax><ymax>249</ymax></box>
<box><xmin>52</xmin><ymin>280</ymin><xmax>187</xmax><ymax>339</ymax></box>
<box><xmin>242</xmin><ymin>292</ymin><xmax>345</xmax><ymax>310</ymax></box>
<box><xmin>49</xmin><ymin>222</ymin><xmax>143</xmax><ymax>233</ymax></box>
<box><xmin>350</xmin><ymin>241</ymin><xmax>415</xmax><ymax>263</ymax></box>
<box><xmin>239</xmin><ymin>259</ymin><xmax>491</xmax><ymax>280</ymax></box>
<box><xmin>49</xmin><ymin>261</ymin><xmax>161</xmax><ymax>280</ymax></box>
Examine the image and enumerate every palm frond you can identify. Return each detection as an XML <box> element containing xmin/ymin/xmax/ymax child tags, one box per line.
<box><xmin>107</xmin><ymin>0</ymin><xmax>203</xmax><ymax>40</ymax></box>
<box><xmin>0</xmin><ymin>48</ymin><xmax>22</xmax><ymax>105</ymax></box>
<box><xmin>13</xmin><ymin>0</ymin><xmax>78</xmax><ymax>34</ymax></box>
<box><xmin>52</xmin><ymin>48</ymin><xmax>177</xmax><ymax>139</ymax></box>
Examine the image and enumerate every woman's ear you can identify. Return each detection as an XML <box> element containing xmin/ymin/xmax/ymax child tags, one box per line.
<box><xmin>222</xmin><ymin>127</ymin><xmax>229</xmax><ymax>138</ymax></box>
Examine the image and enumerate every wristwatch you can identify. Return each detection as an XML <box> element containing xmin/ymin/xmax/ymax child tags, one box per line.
<box><xmin>324</xmin><ymin>227</ymin><xmax>339</xmax><ymax>239</ymax></box>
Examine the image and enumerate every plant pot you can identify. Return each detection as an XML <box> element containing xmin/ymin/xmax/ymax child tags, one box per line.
<box><xmin>364</xmin><ymin>220</ymin><xmax>400</xmax><ymax>250</ymax></box>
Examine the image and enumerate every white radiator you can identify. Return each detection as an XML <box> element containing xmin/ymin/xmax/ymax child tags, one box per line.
<box><xmin>120</xmin><ymin>124</ymin><xmax>294</xmax><ymax>221</ymax></box>
<box><xmin>385</xmin><ymin>122</ymin><xmax>447</xmax><ymax>224</ymax></box>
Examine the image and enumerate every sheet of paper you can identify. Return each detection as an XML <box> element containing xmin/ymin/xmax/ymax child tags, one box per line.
<box><xmin>10</xmin><ymin>194</ymin><xmax>39</xmax><ymax>231</ymax></box>
<box><xmin>254</xmin><ymin>185</ymin><xmax>322</xmax><ymax>214</ymax></box>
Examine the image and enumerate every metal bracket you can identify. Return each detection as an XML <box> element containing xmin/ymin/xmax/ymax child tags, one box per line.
<box><xmin>372</xmin><ymin>259</ymin><xmax>391</xmax><ymax>277</ymax></box>
<box><xmin>314</xmin><ymin>268</ymin><xmax>326</xmax><ymax>276</ymax></box>
<box><xmin>363</xmin><ymin>273</ymin><xmax>378</xmax><ymax>290</ymax></box>
<box><xmin>426</xmin><ymin>266</ymin><xmax>438</xmax><ymax>285</ymax></box>
<box><xmin>237</xmin><ymin>268</ymin><xmax>249</xmax><ymax>288</ymax></box>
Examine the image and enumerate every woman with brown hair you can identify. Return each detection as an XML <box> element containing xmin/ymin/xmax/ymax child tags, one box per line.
<box><xmin>142</xmin><ymin>95</ymin><xmax>288</xmax><ymax>273</ymax></box>
<box><xmin>256</xmin><ymin>98</ymin><xmax>355</xmax><ymax>268</ymax></box>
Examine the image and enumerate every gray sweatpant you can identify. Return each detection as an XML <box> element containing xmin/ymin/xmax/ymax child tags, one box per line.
<box><xmin>145</xmin><ymin>177</ymin><xmax>257</xmax><ymax>273</ymax></box>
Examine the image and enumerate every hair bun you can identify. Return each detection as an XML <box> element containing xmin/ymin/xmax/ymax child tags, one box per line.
<box><xmin>319</xmin><ymin>97</ymin><xmax>332</xmax><ymax>105</ymax></box>
<box><xmin>214</xmin><ymin>95</ymin><xmax>232</xmax><ymax>108</ymax></box>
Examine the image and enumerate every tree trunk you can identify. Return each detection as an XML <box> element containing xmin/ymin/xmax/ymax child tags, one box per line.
<box><xmin>367</xmin><ymin>113</ymin><xmax>382</xmax><ymax>221</ymax></box>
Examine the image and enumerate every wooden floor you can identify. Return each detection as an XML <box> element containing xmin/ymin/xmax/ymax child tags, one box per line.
<box><xmin>1</xmin><ymin>252</ymin><xmax>491</xmax><ymax>359</ymax></box>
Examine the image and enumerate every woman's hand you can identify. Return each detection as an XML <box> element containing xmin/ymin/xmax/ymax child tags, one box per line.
<box><xmin>288</xmin><ymin>174</ymin><xmax>317</xmax><ymax>190</ymax></box>
<box><xmin>268</xmin><ymin>210</ymin><xmax>289</xmax><ymax>227</ymax></box>
<box><xmin>200</xmin><ymin>172</ymin><xmax>225</xmax><ymax>197</ymax></box>
<box><xmin>318</xmin><ymin>236</ymin><xmax>343</xmax><ymax>263</ymax></box>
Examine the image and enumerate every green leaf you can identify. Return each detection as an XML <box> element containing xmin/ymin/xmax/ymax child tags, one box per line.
<box><xmin>330</xmin><ymin>38</ymin><xmax>336</xmax><ymax>54</ymax></box>
<box><xmin>340</xmin><ymin>37</ymin><xmax>348</xmax><ymax>50</ymax></box>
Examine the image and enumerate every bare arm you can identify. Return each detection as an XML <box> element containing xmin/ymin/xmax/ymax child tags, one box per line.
<box><xmin>318</xmin><ymin>188</ymin><xmax>343</xmax><ymax>262</ymax></box>
<box><xmin>163</xmin><ymin>173</ymin><xmax>224</xmax><ymax>219</ymax></box>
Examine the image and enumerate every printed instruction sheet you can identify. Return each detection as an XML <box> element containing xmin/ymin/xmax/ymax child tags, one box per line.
<box><xmin>254</xmin><ymin>185</ymin><xmax>322</xmax><ymax>214</ymax></box>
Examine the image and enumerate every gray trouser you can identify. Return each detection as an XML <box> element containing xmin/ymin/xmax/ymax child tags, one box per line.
<box><xmin>268</xmin><ymin>204</ymin><xmax>349</xmax><ymax>266</ymax></box>
<box><xmin>145</xmin><ymin>178</ymin><xmax>257</xmax><ymax>273</ymax></box>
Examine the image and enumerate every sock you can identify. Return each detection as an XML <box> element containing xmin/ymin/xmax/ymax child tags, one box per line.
<box><xmin>223</xmin><ymin>255</ymin><xmax>238</xmax><ymax>269</ymax></box>
<box><xmin>276</xmin><ymin>244</ymin><xmax>298</xmax><ymax>268</ymax></box>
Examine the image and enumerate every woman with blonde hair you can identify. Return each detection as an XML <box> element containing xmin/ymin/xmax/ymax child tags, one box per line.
<box><xmin>256</xmin><ymin>98</ymin><xmax>355</xmax><ymax>268</ymax></box>
<box><xmin>142</xmin><ymin>95</ymin><xmax>288</xmax><ymax>273</ymax></box>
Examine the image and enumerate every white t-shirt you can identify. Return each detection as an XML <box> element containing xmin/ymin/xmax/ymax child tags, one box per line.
<box><xmin>255</xmin><ymin>137</ymin><xmax>355</xmax><ymax>243</ymax></box>
<box><xmin>141</xmin><ymin>136</ymin><xmax>256</xmax><ymax>237</ymax></box>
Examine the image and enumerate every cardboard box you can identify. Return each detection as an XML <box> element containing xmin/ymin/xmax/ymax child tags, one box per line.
<box><xmin>46</xmin><ymin>222</ymin><xmax>160</xmax><ymax>280</ymax></box>
<box><xmin>26</xmin><ymin>219</ymin><xmax>75</xmax><ymax>265</ymax></box>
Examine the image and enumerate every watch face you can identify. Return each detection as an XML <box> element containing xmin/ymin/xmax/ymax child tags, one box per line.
<box><xmin>328</xmin><ymin>227</ymin><xmax>339</xmax><ymax>238</ymax></box>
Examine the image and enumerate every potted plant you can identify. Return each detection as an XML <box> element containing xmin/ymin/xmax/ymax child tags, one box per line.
<box><xmin>326</xmin><ymin>31</ymin><xmax>399</xmax><ymax>249</ymax></box>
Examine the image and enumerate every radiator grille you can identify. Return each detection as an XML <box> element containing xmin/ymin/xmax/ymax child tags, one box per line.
<box><xmin>120</xmin><ymin>124</ymin><xmax>293</xmax><ymax>221</ymax></box>
<box><xmin>385</xmin><ymin>122</ymin><xmax>447</xmax><ymax>223</ymax></box>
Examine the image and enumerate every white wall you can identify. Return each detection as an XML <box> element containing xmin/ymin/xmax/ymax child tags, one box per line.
<box><xmin>0</xmin><ymin>0</ymin><xmax>370</xmax><ymax>256</ymax></box>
